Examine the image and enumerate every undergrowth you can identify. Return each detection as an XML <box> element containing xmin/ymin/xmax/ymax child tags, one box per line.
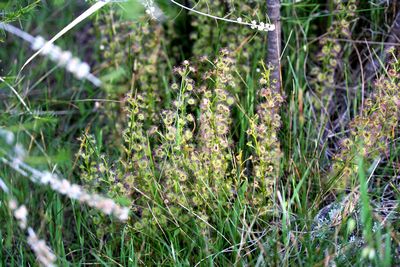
<box><xmin>1</xmin><ymin>0</ymin><xmax>400</xmax><ymax>266</ymax></box>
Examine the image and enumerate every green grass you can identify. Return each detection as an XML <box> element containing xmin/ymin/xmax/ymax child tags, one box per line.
<box><xmin>1</xmin><ymin>0</ymin><xmax>400</xmax><ymax>266</ymax></box>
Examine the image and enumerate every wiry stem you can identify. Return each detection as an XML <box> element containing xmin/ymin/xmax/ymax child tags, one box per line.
<box><xmin>170</xmin><ymin>0</ymin><xmax>275</xmax><ymax>31</ymax></box>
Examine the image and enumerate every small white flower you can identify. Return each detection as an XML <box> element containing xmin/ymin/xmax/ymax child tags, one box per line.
<box><xmin>267</xmin><ymin>24</ymin><xmax>276</xmax><ymax>31</ymax></box>
<box><xmin>59</xmin><ymin>51</ymin><xmax>73</xmax><ymax>65</ymax></box>
<box><xmin>41</xmin><ymin>43</ymin><xmax>55</xmax><ymax>55</ymax></box>
<box><xmin>14</xmin><ymin>205</ymin><xmax>28</xmax><ymax>228</ymax></box>
<box><xmin>50</xmin><ymin>179</ymin><xmax>61</xmax><ymax>191</ymax></box>
<box><xmin>99</xmin><ymin>199</ymin><xmax>115</xmax><ymax>215</ymax></box>
<box><xmin>236</xmin><ymin>17</ymin><xmax>242</xmax><ymax>23</ymax></box>
<box><xmin>78</xmin><ymin>193</ymin><xmax>90</xmax><ymax>203</ymax></box>
<box><xmin>66</xmin><ymin>58</ymin><xmax>81</xmax><ymax>73</ymax></box>
<box><xmin>27</xmin><ymin>228</ymin><xmax>57</xmax><ymax>266</ymax></box>
<box><xmin>117</xmin><ymin>207</ymin><xmax>130</xmax><ymax>221</ymax></box>
<box><xmin>49</xmin><ymin>45</ymin><xmax>62</xmax><ymax>61</ymax></box>
<box><xmin>68</xmin><ymin>184</ymin><xmax>82</xmax><ymax>199</ymax></box>
<box><xmin>31</xmin><ymin>36</ymin><xmax>45</xmax><ymax>50</ymax></box>
<box><xmin>58</xmin><ymin>179</ymin><xmax>71</xmax><ymax>194</ymax></box>
<box><xmin>41</xmin><ymin>172</ymin><xmax>53</xmax><ymax>184</ymax></box>
<box><xmin>75</xmin><ymin>62</ymin><xmax>91</xmax><ymax>79</ymax></box>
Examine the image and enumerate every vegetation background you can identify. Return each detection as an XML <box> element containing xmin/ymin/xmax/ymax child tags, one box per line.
<box><xmin>1</xmin><ymin>0</ymin><xmax>400</xmax><ymax>266</ymax></box>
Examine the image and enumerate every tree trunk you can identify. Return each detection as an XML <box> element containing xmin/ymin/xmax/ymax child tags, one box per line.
<box><xmin>267</xmin><ymin>0</ymin><xmax>282</xmax><ymax>93</ymax></box>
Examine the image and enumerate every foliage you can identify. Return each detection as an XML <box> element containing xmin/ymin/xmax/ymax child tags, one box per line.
<box><xmin>1</xmin><ymin>0</ymin><xmax>400</xmax><ymax>266</ymax></box>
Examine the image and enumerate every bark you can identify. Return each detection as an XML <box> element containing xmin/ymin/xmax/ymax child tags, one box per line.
<box><xmin>266</xmin><ymin>0</ymin><xmax>282</xmax><ymax>93</ymax></box>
